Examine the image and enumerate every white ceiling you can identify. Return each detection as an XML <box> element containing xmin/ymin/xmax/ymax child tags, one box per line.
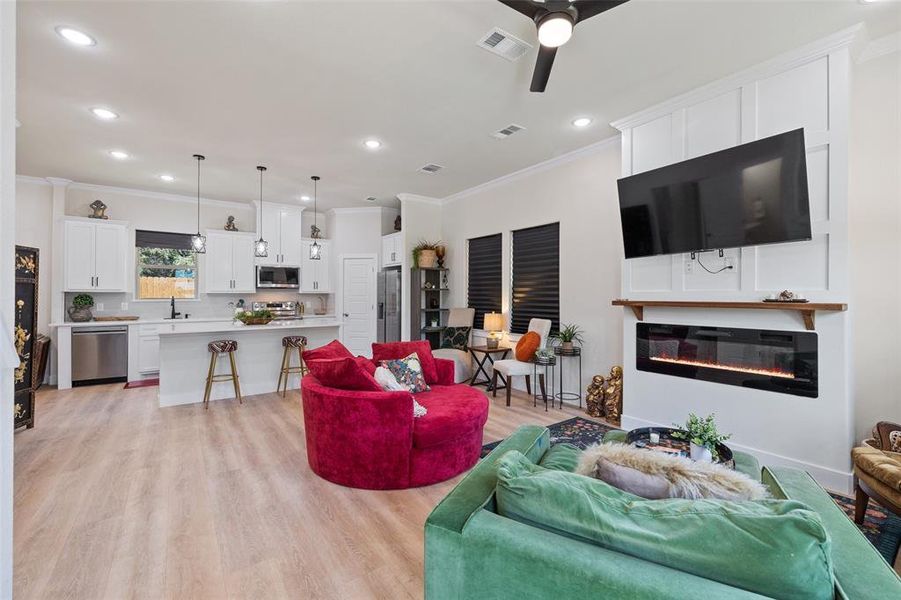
<box><xmin>16</xmin><ymin>1</ymin><xmax>900</xmax><ymax>211</ymax></box>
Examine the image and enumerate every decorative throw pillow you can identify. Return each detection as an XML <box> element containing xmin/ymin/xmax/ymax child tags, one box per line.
<box><xmin>380</xmin><ymin>353</ymin><xmax>431</xmax><ymax>394</ymax></box>
<box><xmin>372</xmin><ymin>341</ymin><xmax>439</xmax><ymax>384</ymax></box>
<box><xmin>374</xmin><ymin>367</ymin><xmax>428</xmax><ymax>418</ymax></box>
<box><xmin>354</xmin><ymin>355</ymin><xmax>377</xmax><ymax>376</ymax></box>
<box><xmin>303</xmin><ymin>339</ymin><xmax>353</xmax><ymax>363</ymax></box>
<box><xmin>305</xmin><ymin>356</ymin><xmax>382</xmax><ymax>392</ymax></box>
<box><xmin>515</xmin><ymin>331</ymin><xmax>541</xmax><ymax>362</ymax></box>
<box><xmin>440</xmin><ymin>326</ymin><xmax>471</xmax><ymax>351</ymax></box>
<box><xmin>576</xmin><ymin>442</ymin><xmax>770</xmax><ymax>501</ymax></box>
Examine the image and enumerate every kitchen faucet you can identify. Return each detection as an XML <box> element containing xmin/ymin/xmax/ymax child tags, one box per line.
<box><xmin>170</xmin><ymin>296</ymin><xmax>181</xmax><ymax>320</ymax></box>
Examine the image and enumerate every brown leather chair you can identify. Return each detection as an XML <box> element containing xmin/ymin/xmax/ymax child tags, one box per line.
<box><xmin>852</xmin><ymin>422</ymin><xmax>901</xmax><ymax>533</ymax></box>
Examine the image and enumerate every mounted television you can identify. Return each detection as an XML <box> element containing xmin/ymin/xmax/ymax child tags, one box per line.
<box><xmin>617</xmin><ymin>129</ymin><xmax>811</xmax><ymax>259</ymax></box>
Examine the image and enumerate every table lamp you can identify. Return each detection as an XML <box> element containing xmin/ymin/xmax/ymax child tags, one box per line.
<box><xmin>483</xmin><ymin>312</ymin><xmax>504</xmax><ymax>349</ymax></box>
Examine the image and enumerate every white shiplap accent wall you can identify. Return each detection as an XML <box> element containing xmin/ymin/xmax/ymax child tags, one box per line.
<box><xmin>611</xmin><ymin>26</ymin><xmax>858</xmax><ymax>492</ymax></box>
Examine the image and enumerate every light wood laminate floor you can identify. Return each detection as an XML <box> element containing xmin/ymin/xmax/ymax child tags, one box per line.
<box><xmin>14</xmin><ymin>383</ymin><xmax>606</xmax><ymax>599</ymax></box>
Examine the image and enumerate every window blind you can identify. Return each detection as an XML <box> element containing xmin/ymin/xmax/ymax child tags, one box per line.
<box><xmin>135</xmin><ymin>230</ymin><xmax>194</xmax><ymax>251</ymax></box>
<box><xmin>511</xmin><ymin>222</ymin><xmax>559</xmax><ymax>335</ymax></box>
<box><xmin>467</xmin><ymin>233</ymin><xmax>502</xmax><ymax>330</ymax></box>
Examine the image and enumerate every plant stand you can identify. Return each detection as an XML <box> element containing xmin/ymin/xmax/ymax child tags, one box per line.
<box><xmin>553</xmin><ymin>346</ymin><xmax>582</xmax><ymax>408</ymax></box>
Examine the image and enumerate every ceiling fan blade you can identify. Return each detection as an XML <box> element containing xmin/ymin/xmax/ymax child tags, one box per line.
<box><xmin>497</xmin><ymin>0</ymin><xmax>544</xmax><ymax>20</ymax></box>
<box><xmin>530</xmin><ymin>45</ymin><xmax>558</xmax><ymax>93</ymax></box>
<box><xmin>572</xmin><ymin>0</ymin><xmax>630</xmax><ymax>23</ymax></box>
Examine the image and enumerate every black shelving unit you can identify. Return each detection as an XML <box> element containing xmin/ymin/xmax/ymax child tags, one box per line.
<box><xmin>411</xmin><ymin>267</ymin><xmax>450</xmax><ymax>349</ymax></box>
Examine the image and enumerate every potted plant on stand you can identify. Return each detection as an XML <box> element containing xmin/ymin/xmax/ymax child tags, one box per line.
<box><xmin>412</xmin><ymin>240</ymin><xmax>442</xmax><ymax>269</ymax></box>
<box><xmin>68</xmin><ymin>294</ymin><xmax>94</xmax><ymax>322</ymax></box>
<box><xmin>550</xmin><ymin>323</ymin><xmax>584</xmax><ymax>352</ymax></box>
<box><xmin>672</xmin><ymin>413</ymin><xmax>731</xmax><ymax>462</ymax></box>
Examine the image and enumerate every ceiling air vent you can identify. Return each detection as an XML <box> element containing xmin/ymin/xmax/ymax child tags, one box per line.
<box><xmin>365</xmin><ymin>196</ymin><xmax>377</xmax><ymax>202</ymax></box>
<box><xmin>491</xmin><ymin>123</ymin><xmax>526</xmax><ymax>139</ymax></box>
<box><xmin>418</xmin><ymin>163</ymin><xmax>444</xmax><ymax>174</ymax></box>
<box><xmin>477</xmin><ymin>27</ymin><xmax>532</xmax><ymax>62</ymax></box>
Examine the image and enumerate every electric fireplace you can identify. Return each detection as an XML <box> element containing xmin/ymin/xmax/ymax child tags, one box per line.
<box><xmin>636</xmin><ymin>323</ymin><xmax>818</xmax><ymax>397</ymax></box>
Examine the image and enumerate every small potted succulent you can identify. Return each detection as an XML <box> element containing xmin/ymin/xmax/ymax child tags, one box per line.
<box><xmin>550</xmin><ymin>323</ymin><xmax>584</xmax><ymax>352</ymax></box>
<box><xmin>412</xmin><ymin>240</ymin><xmax>442</xmax><ymax>269</ymax></box>
<box><xmin>672</xmin><ymin>413</ymin><xmax>731</xmax><ymax>462</ymax></box>
<box><xmin>68</xmin><ymin>294</ymin><xmax>95</xmax><ymax>322</ymax></box>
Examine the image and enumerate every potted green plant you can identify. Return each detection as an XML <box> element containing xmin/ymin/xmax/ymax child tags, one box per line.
<box><xmin>68</xmin><ymin>294</ymin><xmax>95</xmax><ymax>322</ymax></box>
<box><xmin>412</xmin><ymin>240</ymin><xmax>442</xmax><ymax>269</ymax></box>
<box><xmin>235</xmin><ymin>308</ymin><xmax>274</xmax><ymax>326</ymax></box>
<box><xmin>550</xmin><ymin>323</ymin><xmax>584</xmax><ymax>352</ymax></box>
<box><xmin>671</xmin><ymin>413</ymin><xmax>732</xmax><ymax>462</ymax></box>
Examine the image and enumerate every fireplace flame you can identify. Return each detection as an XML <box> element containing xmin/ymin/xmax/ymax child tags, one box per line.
<box><xmin>649</xmin><ymin>355</ymin><xmax>796</xmax><ymax>379</ymax></box>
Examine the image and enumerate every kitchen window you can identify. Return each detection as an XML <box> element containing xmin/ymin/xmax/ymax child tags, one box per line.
<box><xmin>511</xmin><ymin>222</ymin><xmax>559</xmax><ymax>335</ymax></box>
<box><xmin>135</xmin><ymin>230</ymin><xmax>198</xmax><ymax>300</ymax></box>
<box><xmin>467</xmin><ymin>233</ymin><xmax>502</xmax><ymax>331</ymax></box>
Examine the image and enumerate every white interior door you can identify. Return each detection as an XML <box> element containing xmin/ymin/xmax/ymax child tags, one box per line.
<box><xmin>341</xmin><ymin>256</ymin><xmax>377</xmax><ymax>357</ymax></box>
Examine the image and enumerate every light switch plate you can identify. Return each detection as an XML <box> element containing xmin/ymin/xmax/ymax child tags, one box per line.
<box><xmin>120</xmin><ymin>302</ymin><xmax>129</xmax><ymax>311</ymax></box>
<box><xmin>96</xmin><ymin>303</ymin><xmax>104</xmax><ymax>311</ymax></box>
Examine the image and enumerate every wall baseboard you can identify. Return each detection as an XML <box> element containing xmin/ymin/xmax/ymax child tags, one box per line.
<box><xmin>621</xmin><ymin>414</ymin><xmax>854</xmax><ymax>495</ymax></box>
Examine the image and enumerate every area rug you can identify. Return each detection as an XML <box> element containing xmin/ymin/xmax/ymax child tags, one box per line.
<box><xmin>482</xmin><ymin>416</ymin><xmax>901</xmax><ymax>565</ymax></box>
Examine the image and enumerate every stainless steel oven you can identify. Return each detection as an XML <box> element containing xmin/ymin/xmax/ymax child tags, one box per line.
<box><xmin>256</xmin><ymin>265</ymin><xmax>300</xmax><ymax>289</ymax></box>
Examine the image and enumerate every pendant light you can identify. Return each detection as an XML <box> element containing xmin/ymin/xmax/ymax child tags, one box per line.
<box><xmin>254</xmin><ymin>165</ymin><xmax>269</xmax><ymax>258</ymax></box>
<box><xmin>310</xmin><ymin>175</ymin><xmax>322</xmax><ymax>260</ymax></box>
<box><xmin>190</xmin><ymin>154</ymin><xmax>206</xmax><ymax>253</ymax></box>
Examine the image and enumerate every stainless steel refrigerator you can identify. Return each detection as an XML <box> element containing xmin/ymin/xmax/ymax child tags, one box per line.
<box><xmin>377</xmin><ymin>267</ymin><xmax>401</xmax><ymax>343</ymax></box>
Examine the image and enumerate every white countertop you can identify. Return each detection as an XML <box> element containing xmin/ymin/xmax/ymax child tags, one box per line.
<box><xmin>49</xmin><ymin>314</ymin><xmax>338</xmax><ymax>328</ymax></box>
<box><xmin>156</xmin><ymin>318</ymin><xmax>342</xmax><ymax>336</ymax></box>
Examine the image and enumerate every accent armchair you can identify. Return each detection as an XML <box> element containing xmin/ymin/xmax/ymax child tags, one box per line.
<box><xmin>491</xmin><ymin>318</ymin><xmax>552</xmax><ymax>406</ymax></box>
<box><xmin>853</xmin><ymin>421</ymin><xmax>901</xmax><ymax>559</ymax></box>
<box><xmin>432</xmin><ymin>308</ymin><xmax>475</xmax><ymax>383</ymax></box>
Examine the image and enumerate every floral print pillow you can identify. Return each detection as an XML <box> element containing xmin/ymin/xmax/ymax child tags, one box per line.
<box><xmin>381</xmin><ymin>353</ymin><xmax>431</xmax><ymax>394</ymax></box>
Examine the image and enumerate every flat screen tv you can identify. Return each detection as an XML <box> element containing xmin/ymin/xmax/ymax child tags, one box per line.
<box><xmin>617</xmin><ymin>129</ymin><xmax>811</xmax><ymax>259</ymax></box>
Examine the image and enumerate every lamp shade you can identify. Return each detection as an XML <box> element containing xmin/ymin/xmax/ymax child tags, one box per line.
<box><xmin>483</xmin><ymin>312</ymin><xmax>504</xmax><ymax>332</ymax></box>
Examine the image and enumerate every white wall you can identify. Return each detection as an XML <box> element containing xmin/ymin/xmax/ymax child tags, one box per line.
<box><xmin>441</xmin><ymin>139</ymin><xmax>625</xmax><ymax>396</ymax></box>
<box><xmin>849</xmin><ymin>49</ymin><xmax>901</xmax><ymax>440</ymax></box>
<box><xmin>399</xmin><ymin>196</ymin><xmax>442</xmax><ymax>341</ymax></box>
<box><xmin>0</xmin><ymin>1</ymin><xmax>14</xmax><ymax>596</ymax></box>
<box><xmin>14</xmin><ymin>179</ymin><xmax>51</xmax><ymax>335</ymax></box>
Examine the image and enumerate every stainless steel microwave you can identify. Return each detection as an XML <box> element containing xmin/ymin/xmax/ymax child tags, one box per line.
<box><xmin>256</xmin><ymin>265</ymin><xmax>300</xmax><ymax>289</ymax></box>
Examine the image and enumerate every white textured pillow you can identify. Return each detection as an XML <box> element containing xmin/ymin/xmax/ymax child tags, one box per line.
<box><xmin>374</xmin><ymin>367</ymin><xmax>428</xmax><ymax>418</ymax></box>
<box><xmin>576</xmin><ymin>443</ymin><xmax>769</xmax><ymax>501</ymax></box>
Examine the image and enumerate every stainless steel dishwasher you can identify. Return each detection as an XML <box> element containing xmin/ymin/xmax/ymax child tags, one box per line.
<box><xmin>71</xmin><ymin>326</ymin><xmax>128</xmax><ymax>385</ymax></box>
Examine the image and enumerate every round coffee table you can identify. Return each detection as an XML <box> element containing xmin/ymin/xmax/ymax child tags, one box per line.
<box><xmin>626</xmin><ymin>427</ymin><xmax>735</xmax><ymax>469</ymax></box>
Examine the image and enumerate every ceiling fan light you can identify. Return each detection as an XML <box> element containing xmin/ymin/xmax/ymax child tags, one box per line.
<box><xmin>537</xmin><ymin>13</ymin><xmax>573</xmax><ymax>48</ymax></box>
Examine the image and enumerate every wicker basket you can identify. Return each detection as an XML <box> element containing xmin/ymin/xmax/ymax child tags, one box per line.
<box><xmin>239</xmin><ymin>316</ymin><xmax>273</xmax><ymax>326</ymax></box>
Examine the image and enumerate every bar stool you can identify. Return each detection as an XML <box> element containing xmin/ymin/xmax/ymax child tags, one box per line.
<box><xmin>203</xmin><ymin>339</ymin><xmax>241</xmax><ymax>409</ymax></box>
<box><xmin>277</xmin><ymin>335</ymin><xmax>309</xmax><ymax>397</ymax></box>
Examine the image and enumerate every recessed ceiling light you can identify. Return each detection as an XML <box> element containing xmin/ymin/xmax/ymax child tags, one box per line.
<box><xmin>300</xmin><ymin>195</ymin><xmax>311</xmax><ymax>202</ymax></box>
<box><xmin>55</xmin><ymin>26</ymin><xmax>95</xmax><ymax>47</ymax></box>
<box><xmin>90</xmin><ymin>107</ymin><xmax>118</xmax><ymax>120</ymax></box>
<box><xmin>159</xmin><ymin>174</ymin><xmax>174</xmax><ymax>182</ymax></box>
<box><xmin>364</xmin><ymin>139</ymin><xmax>382</xmax><ymax>150</ymax></box>
<box><xmin>109</xmin><ymin>150</ymin><xmax>129</xmax><ymax>160</ymax></box>
<box><xmin>572</xmin><ymin>117</ymin><xmax>592</xmax><ymax>128</ymax></box>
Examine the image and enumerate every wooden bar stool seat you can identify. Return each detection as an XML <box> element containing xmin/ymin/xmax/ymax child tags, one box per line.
<box><xmin>278</xmin><ymin>335</ymin><xmax>309</xmax><ymax>397</ymax></box>
<box><xmin>203</xmin><ymin>339</ymin><xmax>241</xmax><ymax>409</ymax></box>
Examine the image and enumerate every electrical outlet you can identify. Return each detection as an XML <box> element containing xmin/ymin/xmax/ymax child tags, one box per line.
<box><xmin>120</xmin><ymin>302</ymin><xmax>128</xmax><ymax>311</ymax></box>
<box><xmin>96</xmin><ymin>303</ymin><xmax>104</xmax><ymax>311</ymax></box>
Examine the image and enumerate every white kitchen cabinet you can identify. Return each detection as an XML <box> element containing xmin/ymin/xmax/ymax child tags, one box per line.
<box><xmin>382</xmin><ymin>232</ymin><xmax>402</xmax><ymax>267</ymax></box>
<box><xmin>257</xmin><ymin>205</ymin><xmax>303</xmax><ymax>266</ymax></box>
<box><xmin>204</xmin><ymin>231</ymin><xmax>257</xmax><ymax>294</ymax></box>
<box><xmin>63</xmin><ymin>218</ymin><xmax>129</xmax><ymax>292</ymax></box>
<box><xmin>301</xmin><ymin>239</ymin><xmax>332</xmax><ymax>293</ymax></box>
<box><xmin>137</xmin><ymin>325</ymin><xmax>160</xmax><ymax>374</ymax></box>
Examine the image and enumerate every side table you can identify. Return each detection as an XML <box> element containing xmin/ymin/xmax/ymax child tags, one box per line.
<box><xmin>531</xmin><ymin>355</ymin><xmax>557</xmax><ymax>411</ymax></box>
<box><xmin>468</xmin><ymin>346</ymin><xmax>511</xmax><ymax>391</ymax></box>
<box><xmin>554</xmin><ymin>346</ymin><xmax>582</xmax><ymax>408</ymax></box>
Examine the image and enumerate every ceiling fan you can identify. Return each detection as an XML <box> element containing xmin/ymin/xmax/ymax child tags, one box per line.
<box><xmin>498</xmin><ymin>0</ymin><xmax>630</xmax><ymax>92</ymax></box>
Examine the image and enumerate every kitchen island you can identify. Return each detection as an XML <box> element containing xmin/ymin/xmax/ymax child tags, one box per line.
<box><xmin>157</xmin><ymin>318</ymin><xmax>342</xmax><ymax>407</ymax></box>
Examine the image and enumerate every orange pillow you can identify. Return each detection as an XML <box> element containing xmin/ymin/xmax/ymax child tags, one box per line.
<box><xmin>515</xmin><ymin>331</ymin><xmax>541</xmax><ymax>362</ymax></box>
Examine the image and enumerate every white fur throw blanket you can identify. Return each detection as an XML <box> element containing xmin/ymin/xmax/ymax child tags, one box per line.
<box><xmin>576</xmin><ymin>443</ymin><xmax>770</xmax><ymax>501</ymax></box>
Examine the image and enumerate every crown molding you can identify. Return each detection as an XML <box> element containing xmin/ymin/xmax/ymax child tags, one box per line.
<box><xmin>858</xmin><ymin>31</ymin><xmax>900</xmax><ymax>64</ymax></box>
<box><xmin>443</xmin><ymin>134</ymin><xmax>621</xmax><ymax>204</ymax></box>
<box><xmin>17</xmin><ymin>175</ymin><xmax>51</xmax><ymax>186</ymax></box>
<box><xmin>610</xmin><ymin>22</ymin><xmax>866</xmax><ymax>132</ymax></box>
<box><xmin>327</xmin><ymin>206</ymin><xmax>382</xmax><ymax>215</ymax></box>
<box><xmin>397</xmin><ymin>193</ymin><xmax>442</xmax><ymax>206</ymax></box>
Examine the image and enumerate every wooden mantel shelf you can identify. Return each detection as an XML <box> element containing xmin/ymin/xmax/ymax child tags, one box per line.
<box><xmin>611</xmin><ymin>299</ymin><xmax>847</xmax><ymax>331</ymax></box>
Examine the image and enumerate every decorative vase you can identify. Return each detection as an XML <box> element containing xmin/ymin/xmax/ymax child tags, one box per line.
<box><xmin>418</xmin><ymin>249</ymin><xmax>437</xmax><ymax>268</ymax></box>
<box><xmin>562</xmin><ymin>341</ymin><xmax>574</xmax><ymax>352</ymax></box>
<box><xmin>68</xmin><ymin>306</ymin><xmax>93</xmax><ymax>322</ymax></box>
<box><xmin>690</xmin><ymin>442</ymin><xmax>713</xmax><ymax>463</ymax></box>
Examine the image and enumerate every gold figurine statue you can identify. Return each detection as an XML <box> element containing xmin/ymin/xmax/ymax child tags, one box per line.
<box><xmin>584</xmin><ymin>365</ymin><xmax>623</xmax><ymax>425</ymax></box>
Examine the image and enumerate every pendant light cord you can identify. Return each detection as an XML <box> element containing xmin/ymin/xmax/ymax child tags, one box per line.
<box><xmin>193</xmin><ymin>154</ymin><xmax>205</xmax><ymax>232</ymax></box>
<box><xmin>258</xmin><ymin>166</ymin><xmax>265</xmax><ymax>237</ymax></box>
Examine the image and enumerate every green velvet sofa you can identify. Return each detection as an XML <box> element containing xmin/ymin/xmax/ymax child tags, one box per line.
<box><xmin>424</xmin><ymin>425</ymin><xmax>901</xmax><ymax>599</ymax></box>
